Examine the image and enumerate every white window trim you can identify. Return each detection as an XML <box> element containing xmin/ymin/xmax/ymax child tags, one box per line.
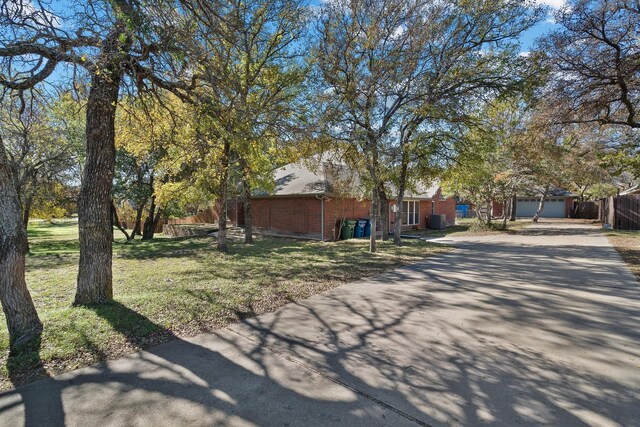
<box><xmin>402</xmin><ymin>200</ymin><xmax>420</xmax><ymax>226</ymax></box>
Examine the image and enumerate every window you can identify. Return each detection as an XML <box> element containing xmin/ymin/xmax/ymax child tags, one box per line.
<box><xmin>402</xmin><ymin>200</ymin><xmax>420</xmax><ymax>225</ymax></box>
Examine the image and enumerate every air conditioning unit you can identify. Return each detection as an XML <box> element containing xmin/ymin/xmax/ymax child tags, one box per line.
<box><xmin>429</xmin><ymin>214</ymin><xmax>446</xmax><ymax>230</ymax></box>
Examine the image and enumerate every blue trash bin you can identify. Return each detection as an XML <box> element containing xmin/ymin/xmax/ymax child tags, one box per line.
<box><xmin>363</xmin><ymin>219</ymin><xmax>371</xmax><ymax>238</ymax></box>
<box><xmin>354</xmin><ymin>219</ymin><xmax>367</xmax><ymax>238</ymax></box>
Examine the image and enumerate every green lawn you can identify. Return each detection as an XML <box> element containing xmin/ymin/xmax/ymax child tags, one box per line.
<box><xmin>1</xmin><ymin>221</ymin><xmax>449</xmax><ymax>390</ymax></box>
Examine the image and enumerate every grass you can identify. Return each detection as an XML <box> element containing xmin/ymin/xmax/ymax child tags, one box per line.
<box><xmin>607</xmin><ymin>230</ymin><xmax>640</xmax><ymax>281</ymax></box>
<box><xmin>1</xmin><ymin>220</ymin><xmax>449</xmax><ymax>390</ymax></box>
<box><xmin>403</xmin><ymin>218</ymin><xmax>532</xmax><ymax>239</ymax></box>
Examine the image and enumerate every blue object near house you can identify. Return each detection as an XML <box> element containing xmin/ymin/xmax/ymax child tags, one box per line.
<box><xmin>363</xmin><ymin>219</ymin><xmax>371</xmax><ymax>238</ymax></box>
<box><xmin>354</xmin><ymin>219</ymin><xmax>367</xmax><ymax>238</ymax></box>
<box><xmin>456</xmin><ymin>204</ymin><xmax>471</xmax><ymax>218</ymax></box>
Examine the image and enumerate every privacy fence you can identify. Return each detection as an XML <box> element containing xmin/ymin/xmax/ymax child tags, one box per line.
<box><xmin>575</xmin><ymin>194</ymin><xmax>640</xmax><ymax>230</ymax></box>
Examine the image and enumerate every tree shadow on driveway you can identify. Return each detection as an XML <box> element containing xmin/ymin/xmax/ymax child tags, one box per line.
<box><xmin>0</xmin><ymin>301</ymin><xmax>425</xmax><ymax>426</ymax></box>
<box><xmin>1</xmin><ymin>230</ymin><xmax>638</xmax><ymax>426</ymax></box>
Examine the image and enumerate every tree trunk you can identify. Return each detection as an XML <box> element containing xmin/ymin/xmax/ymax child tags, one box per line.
<box><xmin>501</xmin><ymin>199</ymin><xmax>510</xmax><ymax>229</ymax></box>
<box><xmin>217</xmin><ymin>140</ymin><xmax>231</xmax><ymax>252</ymax></box>
<box><xmin>148</xmin><ymin>206</ymin><xmax>163</xmax><ymax>240</ymax></box>
<box><xmin>129</xmin><ymin>204</ymin><xmax>145</xmax><ymax>240</ymax></box>
<box><xmin>369</xmin><ymin>186</ymin><xmax>378</xmax><ymax>253</ymax></box>
<box><xmin>22</xmin><ymin>194</ymin><xmax>33</xmax><ymax>230</ymax></box>
<box><xmin>393</xmin><ymin>145</ymin><xmax>410</xmax><ymax>246</ymax></box>
<box><xmin>379</xmin><ymin>185</ymin><xmax>389</xmax><ymax>241</ymax></box>
<box><xmin>142</xmin><ymin>194</ymin><xmax>158</xmax><ymax>240</ymax></box>
<box><xmin>75</xmin><ymin>76</ymin><xmax>120</xmax><ymax>305</ymax></box>
<box><xmin>74</xmin><ymin>29</ymin><xmax>128</xmax><ymax>306</ymax></box>
<box><xmin>532</xmin><ymin>185</ymin><xmax>550</xmax><ymax>223</ymax></box>
<box><xmin>111</xmin><ymin>200</ymin><xmax>130</xmax><ymax>241</ymax></box>
<box><xmin>22</xmin><ymin>193</ymin><xmax>34</xmax><ymax>253</ymax></box>
<box><xmin>510</xmin><ymin>194</ymin><xmax>517</xmax><ymax>221</ymax></box>
<box><xmin>243</xmin><ymin>179</ymin><xmax>253</xmax><ymax>244</ymax></box>
<box><xmin>0</xmin><ymin>139</ymin><xmax>42</xmax><ymax>351</ymax></box>
<box><xmin>393</xmin><ymin>195</ymin><xmax>404</xmax><ymax>246</ymax></box>
<box><xmin>365</xmin><ymin>136</ymin><xmax>381</xmax><ymax>253</ymax></box>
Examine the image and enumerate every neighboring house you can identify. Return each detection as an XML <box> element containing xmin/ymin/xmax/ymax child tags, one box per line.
<box><xmin>249</xmin><ymin>159</ymin><xmax>456</xmax><ymax>241</ymax></box>
<box><xmin>491</xmin><ymin>188</ymin><xmax>576</xmax><ymax>219</ymax></box>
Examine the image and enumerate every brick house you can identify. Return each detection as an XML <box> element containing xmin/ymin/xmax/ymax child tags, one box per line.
<box><xmin>248</xmin><ymin>160</ymin><xmax>456</xmax><ymax>241</ymax></box>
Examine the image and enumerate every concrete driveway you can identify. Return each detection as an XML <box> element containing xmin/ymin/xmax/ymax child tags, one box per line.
<box><xmin>1</xmin><ymin>220</ymin><xmax>638</xmax><ymax>426</ymax></box>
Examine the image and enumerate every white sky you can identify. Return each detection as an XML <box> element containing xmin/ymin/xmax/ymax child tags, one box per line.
<box><xmin>534</xmin><ymin>0</ymin><xmax>567</xmax><ymax>9</ymax></box>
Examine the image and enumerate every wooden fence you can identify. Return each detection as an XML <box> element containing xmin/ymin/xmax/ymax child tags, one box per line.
<box><xmin>167</xmin><ymin>205</ymin><xmax>220</xmax><ymax>225</ymax></box>
<box><xmin>166</xmin><ymin>200</ymin><xmax>243</xmax><ymax>227</ymax></box>
<box><xmin>598</xmin><ymin>194</ymin><xmax>640</xmax><ymax>230</ymax></box>
<box><xmin>574</xmin><ymin>201</ymin><xmax>599</xmax><ymax>219</ymax></box>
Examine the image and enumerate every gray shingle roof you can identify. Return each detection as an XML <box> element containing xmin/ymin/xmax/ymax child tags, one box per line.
<box><xmin>254</xmin><ymin>158</ymin><xmax>440</xmax><ymax>199</ymax></box>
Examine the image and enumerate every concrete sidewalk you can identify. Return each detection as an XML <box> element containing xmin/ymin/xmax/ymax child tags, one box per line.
<box><xmin>1</xmin><ymin>220</ymin><xmax>638</xmax><ymax>426</ymax></box>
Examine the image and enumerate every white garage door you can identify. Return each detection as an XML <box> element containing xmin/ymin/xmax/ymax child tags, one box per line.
<box><xmin>516</xmin><ymin>198</ymin><xmax>566</xmax><ymax>218</ymax></box>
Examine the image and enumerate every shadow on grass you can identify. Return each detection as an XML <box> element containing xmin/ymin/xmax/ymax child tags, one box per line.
<box><xmin>114</xmin><ymin>237</ymin><xmax>213</xmax><ymax>261</ymax></box>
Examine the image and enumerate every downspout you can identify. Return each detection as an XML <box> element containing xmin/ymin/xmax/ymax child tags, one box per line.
<box><xmin>316</xmin><ymin>194</ymin><xmax>325</xmax><ymax>242</ymax></box>
<box><xmin>321</xmin><ymin>197</ymin><xmax>325</xmax><ymax>242</ymax></box>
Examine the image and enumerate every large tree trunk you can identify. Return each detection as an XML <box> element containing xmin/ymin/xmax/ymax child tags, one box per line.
<box><xmin>243</xmin><ymin>179</ymin><xmax>253</xmax><ymax>244</ymax></box>
<box><xmin>532</xmin><ymin>185</ymin><xmax>550</xmax><ymax>223</ymax></box>
<box><xmin>510</xmin><ymin>193</ymin><xmax>517</xmax><ymax>221</ymax></box>
<box><xmin>74</xmin><ymin>29</ymin><xmax>128</xmax><ymax>306</ymax></box>
<box><xmin>0</xmin><ymin>139</ymin><xmax>42</xmax><ymax>351</ymax></box>
<box><xmin>75</xmin><ymin>75</ymin><xmax>120</xmax><ymax>305</ymax></box>
<box><xmin>217</xmin><ymin>140</ymin><xmax>231</xmax><ymax>252</ymax></box>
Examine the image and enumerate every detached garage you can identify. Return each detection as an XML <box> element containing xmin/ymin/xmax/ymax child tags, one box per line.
<box><xmin>516</xmin><ymin>195</ymin><xmax>574</xmax><ymax>218</ymax></box>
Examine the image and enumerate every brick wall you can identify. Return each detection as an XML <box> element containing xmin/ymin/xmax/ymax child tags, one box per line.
<box><xmin>492</xmin><ymin>200</ymin><xmax>504</xmax><ymax>218</ymax></box>
<box><xmin>250</xmin><ymin>191</ymin><xmax>457</xmax><ymax>241</ymax></box>
<box><xmin>252</xmin><ymin>197</ymin><xmax>324</xmax><ymax>239</ymax></box>
<box><xmin>565</xmin><ymin>197</ymin><xmax>574</xmax><ymax>217</ymax></box>
<box><xmin>324</xmin><ymin>197</ymin><xmax>370</xmax><ymax>241</ymax></box>
<box><xmin>432</xmin><ymin>189</ymin><xmax>457</xmax><ymax>225</ymax></box>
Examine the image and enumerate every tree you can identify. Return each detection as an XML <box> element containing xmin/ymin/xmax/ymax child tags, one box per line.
<box><xmin>177</xmin><ymin>0</ymin><xmax>309</xmax><ymax>250</ymax></box>
<box><xmin>540</xmin><ymin>0</ymin><xmax>640</xmax><ymax>129</ymax></box>
<box><xmin>316</xmin><ymin>0</ymin><xmax>543</xmax><ymax>250</ymax></box>
<box><xmin>0</xmin><ymin>134</ymin><xmax>42</xmax><ymax>351</ymax></box>
<box><xmin>442</xmin><ymin>93</ymin><xmax>574</xmax><ymax>225</ymax></box>
<box><xmin>0</xmin><ymin>94</ymin><xmax>77</xmax><ymax>229</ymax></box>
<box><xmin>315</xmin><ymin>0</ymin><xmax>427</xmax><ymax>252</ymax></box>
<box><xmin>442</xmin><ymin>111</ymin><xmax>522</xmax><ymax>227</ymax></box>
<box><xmin>0</xmin><ymin>0</ymin><xmax>193</xmax><ymax>305</ymax></box>
<box><xmin>114</xmin><ymin>95</ymin><xmax>191</xmax><ymax>241</ymax></box>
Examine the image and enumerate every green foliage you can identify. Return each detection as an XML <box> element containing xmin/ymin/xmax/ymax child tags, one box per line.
<box><xmin>178</xmin><ymin>0</ymin><xmax>310</xmax><ymax>208</ymax></box>
<box><xmin>314</xmin><ymin>0</ymin><xmax>544</xmax><ymax>218</ymax></box>
<box><xmin>0</xmin><ymin>92</ymin><xmax>80</xmax><ymax>221</ymax></box>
